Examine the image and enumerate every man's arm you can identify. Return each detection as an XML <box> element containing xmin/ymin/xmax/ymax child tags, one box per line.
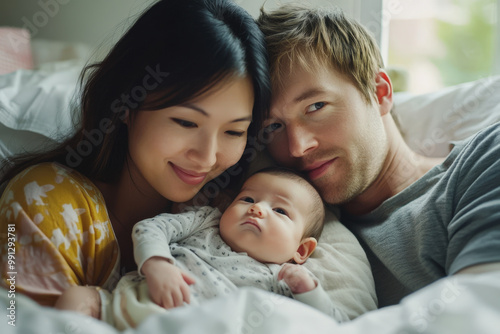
<box><xmin>447</xmin><ymin>125</ymin><xmax>500</xmax><ymax>277</ymax></box>
<box><xmin>456</xmin><ymin>262</ymin><xmax>500</xmax><ymax>275</ymax></box>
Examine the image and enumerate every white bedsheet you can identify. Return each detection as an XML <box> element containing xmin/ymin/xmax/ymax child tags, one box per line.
<box><xmin>2</xmin><ymin>270</ymin><xmax>499</xmax><ymax>334</ymax></box>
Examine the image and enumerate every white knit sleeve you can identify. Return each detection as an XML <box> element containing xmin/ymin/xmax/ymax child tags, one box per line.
<box><xmin>132</xmin><ymin>206</ymin><xmax>221</xmax><ymax>274</ymax></box>
<box><xmin>292</xmin><ymin>280</ymin><xmax>349</xmax><ymax>322</ymax></box>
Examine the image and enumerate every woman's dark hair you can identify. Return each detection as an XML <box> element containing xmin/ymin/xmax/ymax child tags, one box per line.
<box><xmin>1</xmin><ymin>0</ymin><xmax>270</xmax><ymax>189</ymax></box>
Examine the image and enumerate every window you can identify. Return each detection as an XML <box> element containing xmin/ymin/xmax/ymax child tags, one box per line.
<box><xmin>386</xmin><ymin>0</ymin><xmax>498</xmax><ymax>93</ymax></box>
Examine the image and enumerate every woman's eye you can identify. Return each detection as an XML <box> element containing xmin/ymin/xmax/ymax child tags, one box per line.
<box><xmin>226</xmin><ymin>130</ymin><xmax>246</xmax><ymax>137</ymax></box>
<box><xmin>264</xmin><ymin>122</ymin><xmax>282</xmax><ymax>133</ymax></box>
<box><xmin>273</xmin><ymin>208</ymin><xmax>288</xmax><ymax>216</ymax></box>
<box><xmin>172</xmin><ymin>118</ymin><xmax>197</xmax><ymax>128</ymax></box>
<box><xmin>240</xmin><ymin>196</ymin><xmax>254</xmax><ymax>203</ymax></box>
<box><xmin>307</xmin><ymin>102</ymin><xmax>325</xmax><ymax>113</ymax></box>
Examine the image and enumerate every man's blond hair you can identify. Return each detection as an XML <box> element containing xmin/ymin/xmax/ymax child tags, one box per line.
<box><xmin>258</xmin><ymin>3</ymin><xmax>384</xmax><ymax>104</ymax></box>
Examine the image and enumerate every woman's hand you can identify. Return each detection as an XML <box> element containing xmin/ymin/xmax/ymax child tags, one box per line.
<box><xmin>141</xmin><ymin>257</ymin><xmax>196</xmax><ymax>309</ymax></box>
<box><xmin>278</xmin><ymin>263</ymin><xmax>317</xmax><ymax>294</ymax></box>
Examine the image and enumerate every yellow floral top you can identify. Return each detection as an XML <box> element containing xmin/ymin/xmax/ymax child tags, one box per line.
<box><xmin>0</xmin><ymin>162</ymin><xmax>120</xmax><ymax>306</ymax></box>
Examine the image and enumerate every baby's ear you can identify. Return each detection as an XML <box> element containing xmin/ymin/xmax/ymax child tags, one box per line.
<box><xmin>293</xmin><ymin>237</ymin><xmax>317</xmax><ymax>264</ymax></box>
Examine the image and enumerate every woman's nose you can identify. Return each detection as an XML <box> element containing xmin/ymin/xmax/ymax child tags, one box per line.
<box><xmin>189</xmin><ymin>134</ymin><xmax>218</xmax><ymax>169</ymax></box>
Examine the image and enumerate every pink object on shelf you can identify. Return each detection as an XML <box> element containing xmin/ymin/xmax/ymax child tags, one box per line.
<box><xmin>0</xmin><ymin>27</ymin><xmax>34</xmax><ymax>74</ymax></box>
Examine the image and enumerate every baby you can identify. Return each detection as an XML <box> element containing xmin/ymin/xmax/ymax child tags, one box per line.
<box><xmin>56</xmin><ymin>168</ymin><xmax>335</xmax><ymax>329</ymax></box>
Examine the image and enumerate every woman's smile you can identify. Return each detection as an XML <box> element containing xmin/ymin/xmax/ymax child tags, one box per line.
<box><xmin>170</xmin><ymin>162</ymin><xmax>208</xmax><ymax>185</ymax></box>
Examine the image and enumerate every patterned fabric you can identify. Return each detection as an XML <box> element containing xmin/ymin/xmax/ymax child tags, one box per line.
<box><xmin>0</xmin><ymin>162</ymin><xmax>120</xmax><ymax>306</ymax></box>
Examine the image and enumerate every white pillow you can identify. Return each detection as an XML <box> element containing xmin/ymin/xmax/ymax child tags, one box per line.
<box><xmin>392</xmin><ymin>75</ymin><xmax>500</xmax><ymax>157</ymax></box>
<box><xmin>0</xmin><ymin>62</ymin><xmax>82</xmax><ymax>160</ymax></box>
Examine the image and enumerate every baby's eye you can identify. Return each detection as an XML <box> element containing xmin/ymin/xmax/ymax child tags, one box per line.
<box><xmin>306</xmin><ymin>102</ymin><xmax>325</xmax><ymax>113</ymax></box>
<box><xmin>172</xmin><ymin>118</ymin><xmax>197</xmax><ymax>128</ymax></box>
<box><xmin>240</xmin><ymin>196</ymin><xmax>254</xmax><ymax>203</ymax></box>
<box><xmin>273</xmin><ymin>208</ymin><xmax>288</xmax><ymax>216</ymax></box>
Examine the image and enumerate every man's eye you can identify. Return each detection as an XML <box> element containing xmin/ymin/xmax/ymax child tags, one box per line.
<box><xmin>240</xmin><ymin>196</ymin><xmax>254</xmax><ymax>203</ymax></box>
<box><xmin>264</xmin><ymin>123</ymin><xmax>282</xmax><ymax>133</ymax></box>
<box><xmin>273</xmin><ymin>208</ymin><xmax>288</xmax><ymax>216</ymax></box>
<box><xmin>307</xmin><ymin>102</ymin><xmax>325</xmax><ymax>113</ymax></box>
<box><xmin>172</xmin><ymin>118</ymin><xmax>197</xmax><ymax>128</ymax></box>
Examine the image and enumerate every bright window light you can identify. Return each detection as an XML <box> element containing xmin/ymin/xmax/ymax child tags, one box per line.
<box><xmin>386</xmin><ymin>0</ymin><xmax>498</xmax><ymax>94</ymax></box>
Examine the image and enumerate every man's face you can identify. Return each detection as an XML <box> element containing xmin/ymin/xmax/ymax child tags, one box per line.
<box><xmin>264</xmin><ymin>65</ymin><xmax>389</xmax><ymax>205</ymax></box>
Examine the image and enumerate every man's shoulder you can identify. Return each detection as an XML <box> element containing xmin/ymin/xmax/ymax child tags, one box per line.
<box><xmin>450</xmin><ymin>122</ymin><xmax>500</xmax><ymax>167</ymax></box>
<box><xmin>461</xmin><ymin>122</ymin><xmax>500</xmax><ymax>150</ymax></box>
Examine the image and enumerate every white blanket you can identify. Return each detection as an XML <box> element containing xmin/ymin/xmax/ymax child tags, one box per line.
<box><xmin>2</xmin><ymin>270</ymin><xmax>499</xmax><ymax>333</ymax></box>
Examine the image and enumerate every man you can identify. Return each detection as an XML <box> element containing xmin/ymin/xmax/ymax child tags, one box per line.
<box><xmin>258</xmin><ymin>4</ymin><xmax>500</xmax><ymax>307</ymax></box>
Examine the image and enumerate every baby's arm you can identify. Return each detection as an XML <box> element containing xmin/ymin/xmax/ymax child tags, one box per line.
<box><xmin>133</xmin><ymin>207</ymin><xmax>221</xmax><ymax>309</ymax></box>
<box><xmin>278</xmin><ymin>263</ymin><xmax>316</xmax><ymax>294</ymax></box>
<box><xmin>141</xmin><ymin>257</ymin><xmax>195</xmax><ymax>309</ymax></box>
<box><xmin>133</xmin><ymin>206</ymin><xmax>221</xmax><ymax>273</ymax></box>
<box><xmin>278</xmin><ymin>263</ymin><xmax>348</xmax><ymax>322</ymax></box>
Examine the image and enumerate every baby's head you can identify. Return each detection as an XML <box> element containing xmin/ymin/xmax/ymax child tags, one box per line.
<box><xmin>219</xmin><ymin>167</ymin><xmax>325</xmax><ymax>264</ymax></box>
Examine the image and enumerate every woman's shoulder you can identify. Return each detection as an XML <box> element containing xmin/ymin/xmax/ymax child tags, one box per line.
<box><xmin>4</xmin><ymin>162</ymin><xmax>103</xmax><ymax>201</ymax></box>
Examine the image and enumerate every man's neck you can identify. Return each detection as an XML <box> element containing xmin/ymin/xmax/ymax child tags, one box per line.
<box><xmin>342</xmin><ymin>119</ymin><xmax>446</xmax><ymax>216</ymax></box>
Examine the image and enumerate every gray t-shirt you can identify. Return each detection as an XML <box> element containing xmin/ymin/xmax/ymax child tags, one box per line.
<box><xmin>341</xmin><ymin>122</ymin><xmax>500</xmax><ymax>307</ymax></box>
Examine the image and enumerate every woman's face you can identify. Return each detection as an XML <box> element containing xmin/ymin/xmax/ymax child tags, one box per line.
<box><xmin>125</xmin><ymin>76</ymin><xmax>254</xmax><ymax>202</ymax></box>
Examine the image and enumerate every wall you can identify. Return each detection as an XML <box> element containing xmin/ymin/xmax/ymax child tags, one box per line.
<box><xmin>0</xmin><ymin>0</ymin><xmax>383</xmax><ymax>56</ymax></box>
<box><xmin>0</xmin><ymin>0</ymin><xmax>153</xmax><ymax>46</ymax></box>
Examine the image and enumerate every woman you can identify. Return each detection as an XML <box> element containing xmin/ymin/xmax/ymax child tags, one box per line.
<box><xmin>0</xmin><ymin>0</ymin><xmax>270</xmax><ymax>307</ymax></box>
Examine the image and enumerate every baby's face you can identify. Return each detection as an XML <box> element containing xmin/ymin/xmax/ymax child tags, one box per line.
<box><xmin>219</xmin><ymin>172</ymin><xmax>313</xmax><ymax>264</ymax></box>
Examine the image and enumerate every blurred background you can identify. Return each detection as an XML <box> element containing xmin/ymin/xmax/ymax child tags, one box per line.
<box><xmin>0</xmin><ymin>0</ymin><xmax>498</xmax><ymax>94</ymax></box>
<box><xmin>387</xmin><ymin>0</ymin><xmax>499</xmax><ymax>93</ymax></box>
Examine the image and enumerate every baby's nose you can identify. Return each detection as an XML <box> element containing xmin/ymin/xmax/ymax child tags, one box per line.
<box><xmin>248</xmin><ymin>204</ymin><xmax>265</xmax><ymax>218</ymax></box>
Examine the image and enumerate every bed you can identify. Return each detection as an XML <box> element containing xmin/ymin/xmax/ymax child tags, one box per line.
<box><xmin>1</xmin><ymin>34</ymin><xmax>500</xmax><ymax>333</ymax></box>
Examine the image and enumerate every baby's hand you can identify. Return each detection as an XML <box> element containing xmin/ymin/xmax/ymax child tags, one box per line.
<box><xmin>278</xmin><ymin>263</ymin><xmax>316</xmax><ymax>294</ymax></box>
<box><xmin>141</xmin><ymin>257</ymin><xmax>195</xmax><ymax>309</ymax></box>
